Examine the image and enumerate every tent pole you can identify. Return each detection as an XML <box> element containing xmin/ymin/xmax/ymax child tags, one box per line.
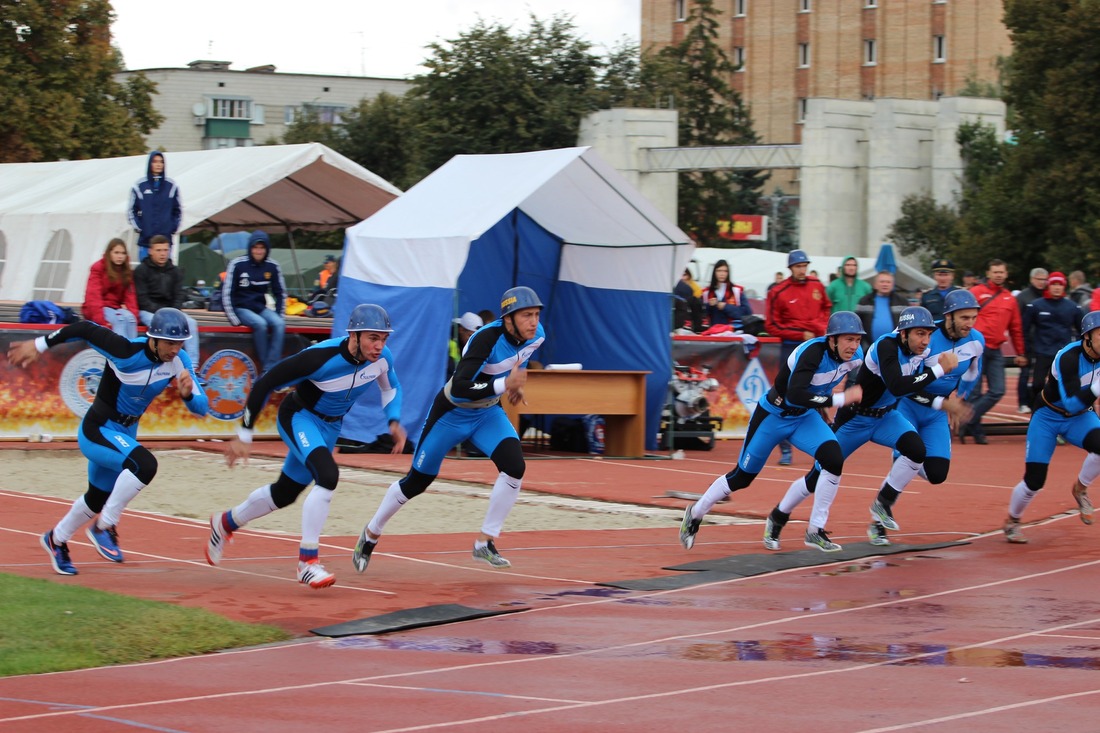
<box><xmin>285</xmin><ymin>227</ymin><xmax>308</xmax><ymax>297</ymax></box>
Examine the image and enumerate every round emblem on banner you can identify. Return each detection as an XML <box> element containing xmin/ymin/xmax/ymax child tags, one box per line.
<box><xmin>199</xmin><ymin>349</ymin><xmax>258</xmax><ymax>421</ymax></box>
<box><xmin>59</xmin><ymin>349</ymin><xmax>107</xmax><ymax>418</ymax></box>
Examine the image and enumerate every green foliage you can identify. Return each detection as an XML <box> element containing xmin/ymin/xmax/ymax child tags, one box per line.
<box><xmin>0</xmin><ymin>573</ymin><xmax>289</xmax><ymax>676</ymax></box>
<box><xmin>340</xmin><ymin>92</ymin><xmax>415</xmax><ymax>190</ymax></box>
<box><xmin>886</xmin><ymin>193</ymin><xmax>959</xmax><ymax>266</ymax></box>
<box><xmin>0</xmin><ymin>0</ymin><xmax>162</xmax><ymax>162</ymax></box>
<box><xmin>650</xmin><ymin>0</ymin><xmax>766</xmax><ymax>246</ymax></box>
<box><xmin>770</xmin><ymin>189</ymin><xmax>800</xmax><ymax>252</ymax></box>
<box><xmin>954</xmin><ymin>0</ymin><xmax>1100</xmax><ymax>280</ymax></box>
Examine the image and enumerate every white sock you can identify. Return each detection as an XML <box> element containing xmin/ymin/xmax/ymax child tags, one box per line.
<box><xmin>301</xmin><ymin>486</ymin><xmax>334</xmax><ymax>546</ymax></box>
<box><xmin>693</xmin><ymin>474</ymin><xmax>732</xmax><ymax>519</ymax></box>
<box><xmin>53</xmin><ymin>496</ymin><xmax>96</xmax><ymax>543</ymax></box>
<box><xmin>1079</xmin><ymin>453</ymin><xmax>1100</xmax><ymax>487</ymax></box>
<box><xmin>367</xmin><ymin>481</ymin><xmax>408</xmax><ymax>537</ymax></box>
<box><xmin>481</xmin><ymin>472</ymin><xmax>522</xmax><ymax>538</ymax></box>
<box><xmin>778</xmin><ymin>475</ymin><xmax>811</xmax><ymax>514</ymax></box>
<box><xmin>1008</xmin><ymin>480</ymin><xmax>1038</xmax><ymax>520</ymax></box>
<box><xmin>808</xmin><ymin>469</ymin><xmax>841</xmax><ymax>531</ymax></box>
<box><xmin>885</xmin><ymin>455</ymin><xmax>922</xmax><ymax>494</ymax></box>
<box><xmin>229</xmin><ymin>484</ymin><xmax>278</xmax><ymax>527</ymax></box>
<box><xmin>97</xmin><ymin>469</ymin><xmax>145</xmax><ymax>529</ymax></box>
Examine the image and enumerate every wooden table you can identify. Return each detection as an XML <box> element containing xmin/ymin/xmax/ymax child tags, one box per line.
<box><xmin>503</xmin><ymin>370</ymin><xmax>650</xmax><ymax>458</ymax></box>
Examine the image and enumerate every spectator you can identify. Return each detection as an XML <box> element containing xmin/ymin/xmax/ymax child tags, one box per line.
<box><xmin>673</xmin><ymin>267</ymin><xmax>704</xmax><ymax>332</ymax></box>
<box><xmin>83</xmin><ymin>238</ymin><xmax>138</xmax><ymax>339</ymax></box>
<box><xmin>1069</xmin><ymin>271</ymin><xmax>1093</xmax><ymax>309</ymax></box>
<box><xmin>826</xmin><ymin>256</ymin><xmax>871</xmax><ymax>314</ymax></box>
<box><xmin>128</xmin><ymin>151</ymin><xmax>182</xmax><ymax>261</ymax></box>
<box><xmin>702</xmin><ymin>259</ymin><xmax>752</xmax><ymax>330</ymax></box>
<box><xmin>856</xmin><ymin>271</ymin><xmax>908</xmax><ymax>345</ymax></box>
<box><xmin>223</xmin><ymin>230</ymin><xmax>286</xmax><ymax>373</ymax></box>
<box><xmin>961</xmin><ymin>259</ymin><xmax>1028</xmax><ymax>444</ymax></box>
<box><xmin>1015</xmin><ymin>267</ymin><xmax>1050</xmax><ymax>414</ymax></box>
<box><xmin>767</xmin><ymin>271</ymin><xmax>784</xmax><ymax>294</ymax></box>
<box><xmin>920</xmin><ymin>258</ymin><xmax>961</xmax><ymax>320</ymax></box>
<box><xmin>765</xmin><ymin>249</ymin><xmax>832</xmax><ymax>465</ymax></box>
<box><xmin>962</xmin><ymin>270</ymin><xmax>980</xmax><ymax>288</ymax></box>
<box><xmin>311</xmin><ymin>255</ymin><xmax>339</xmax><ymax>300</ymax></box>
<box><xmin>134</xmin><ymin>235</ymin><xmax>200</xmax><ymax>367</ymax></box>
<box><xmin>1023</xmin><ymin>271</ymin><xmax>1083</xmax><ymax>408</ymax></box>
<box><xmin>1090</xmin><ymin>284</ymin><xmax>1100</xmax><ymax>313</ymax></box>
<box><xmin>448</xmin><ymin>311</ymin><xmax>483</xmax><ymax>379</ymax></box>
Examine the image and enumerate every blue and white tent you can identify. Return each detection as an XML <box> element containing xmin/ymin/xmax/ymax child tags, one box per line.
<box><xmin>335</xmin><ymin>147</ymin><xmax>693</xmax><ymax>451</ymax></box>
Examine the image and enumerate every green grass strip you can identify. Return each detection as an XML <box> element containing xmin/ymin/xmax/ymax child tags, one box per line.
<box><xmin>0</xmin><ymin>573</ymin><xmax>292</xmax><ymax>676</ymax></box>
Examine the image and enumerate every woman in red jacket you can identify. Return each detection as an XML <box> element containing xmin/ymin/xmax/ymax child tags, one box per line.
<box><xmin>83</xmin><ymin>238</ymin><xmax>139</xmax><ymax>338</ymax></box>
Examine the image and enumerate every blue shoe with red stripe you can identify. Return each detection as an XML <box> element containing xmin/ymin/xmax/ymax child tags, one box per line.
<box><xmin>41</xmin><ymin>531</ymin><xmax>78</xmax><ymax>575</ymax></box>
<box><xmin>86</xmin><ymin>524</ymin><xmax>124</xmax><ymax>563</ymax></box>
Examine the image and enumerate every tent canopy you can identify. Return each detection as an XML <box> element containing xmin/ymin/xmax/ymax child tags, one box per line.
<box><xmin>337</xmin><ymin>147</ymin><xmax>693</xmax><ymax>450</ymax></box>
<box><xmin>0</xmin><ymin>143</ymin><xmax>400</xmax><ymax>303</ymax></box>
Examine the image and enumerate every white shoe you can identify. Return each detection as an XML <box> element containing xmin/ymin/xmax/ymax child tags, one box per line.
<box><xmin>1017</xmin><ymin>405</ymin><xmax>1032</xmax><ymax>415</ymax></box>
<box><xmin>297</xmin><ymin>559</ymin><xmax>336</xmax><ymax>589</ymax></box>
<box><xmin>205</xmin><ymin>513</ymin><xmax>232</xmax><ymax>566</ymax></box>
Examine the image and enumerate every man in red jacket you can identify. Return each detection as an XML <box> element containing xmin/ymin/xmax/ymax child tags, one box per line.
<box><xmin>766</xmin><ymin>249</ymin><xmax>832</xmax><ymax>464</ymax></box>
<box><xmin>962</xmin><ymin>259</ymin><xmax>1028</xmax><ymax>444</ymax></box>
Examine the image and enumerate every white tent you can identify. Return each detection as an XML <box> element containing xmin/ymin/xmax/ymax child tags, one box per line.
<box><xmin>687</xmin><ymin>247</ymin><xmax>935</xmax><ymax>299</ymax></box>
<box><xmin>337</xmin><ymin>147</ymin><xmax>694</xmax><ymax>449</ymax></box>
<box><xmin>0</xmin><ymin>143</ymin><xmax>401</xmax><ymax>303</ymax></box>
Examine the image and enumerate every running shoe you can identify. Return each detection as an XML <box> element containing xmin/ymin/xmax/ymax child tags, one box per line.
<box><xmin>679</xmin><ymin>504</ymin><xmax>701</xmax><ymax>550</ymax></box>
<box><xmin>1072</xmin><ymin>481</ymin><xmax>1094</xmax><ymax>525</ymax></box>
<box><xmin>867</xmin><ymin>522</ymin><xmax>890</xmax><ymax>547</ymax></box>
<box><xmin>205</xmin><ymin>513</ymin><xmax>233</xmax><ymax>566</ymax></box>
<box><xmin>1003</xmin><ymin>517</ymin><xmax>1029</xmax><ymax>544</ymax></box>
<box><xmin>352</xmin><ymin>528</ymin><xmax>377</xmax><ymax>573</ymax></box>
<box><xmin>869</xmin><ymin>500</ymin><xmax>899</xmax><ymax>531</ymax></box>
<box><xmin>86</xmin><ymin>524</ymin><xmax>124</xmax><ymax>563</ymax></box>
<box><xmin>472</xmin><ymin>540</ymin><xmax>511</xmax><ymax>568</ymax></box>
<box><xmin>41</xmin><ymin>531</ymin><xmax>78</xmax><ymax>575</ymax></box>
<box><xmin>297</xmin><ymin>559</ymin><xmax>336</xmax><ymax>589</ymax></box>
<box><xmin>804</xmin><ymin>528</ymin><xmax>842</xmax><ymax>552</ymax></box>
<box><xmin>763</xmin><ymin>515</ymin><xmax>785</xmax><ymax>551</ymax></box>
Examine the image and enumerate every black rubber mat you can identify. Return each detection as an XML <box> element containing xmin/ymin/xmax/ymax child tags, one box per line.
<box><xmin>597</xmin><ymin>541</ymin><xmax>968</xmax><ymax>592</ymax></box>
<box><xmin>310</xmin><ymin>603</ymin><xmax>528</xmax><ymax>637</ymax></box>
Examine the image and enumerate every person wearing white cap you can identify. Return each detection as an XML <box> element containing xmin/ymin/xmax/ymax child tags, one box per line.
<box><xmin>448</xmin><ymin>312</ymin><xmax>484</xmax><ymax>378</ymax></box>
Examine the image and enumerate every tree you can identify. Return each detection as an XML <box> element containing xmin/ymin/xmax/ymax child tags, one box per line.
<box><xmin>0</xmin><ymin>0</ymin><xmax>162</xmax><ymax>162</ymax></box>
<box><xmin>650</xmin><ymin>0</ymin><xmax>767</xmax><ymax>247</ymax></box>
<box><xmin>404</xmin><ymin>15</ymin><xmax>603</xmax><ymax>182</ymax></box>
<box><xmin>339</xmin><ymin>92</ymin><xmax>415</xmax><ymax>190</ymax></box>
<box><xmin>955</xmin><ymin>0</ymin><xmax>1100</xmax><ymax>280</ymax></box>
<box><xmin>886</xmin><ymin>193</ymin><xmax>959</xmax><ymax>267</ymax></box>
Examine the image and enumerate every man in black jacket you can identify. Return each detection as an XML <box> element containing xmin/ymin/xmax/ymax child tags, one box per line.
<box><xmin>135</xmin><ymin>235</ymin><xmax>200</xmax><ymax>366</ymax></box>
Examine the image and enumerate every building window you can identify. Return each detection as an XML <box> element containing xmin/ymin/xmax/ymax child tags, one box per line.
<box><xmin>734</xmin><ymin>46</ymin><xmax>746</xmax><ymax>70</ymax></box>
<box><xmin>34</xmin><ymin>230</ymin><xmax>72</xmax><ymax>302</ymax></box>
<box><xmin>800</xmin><ymin>0</ymin><xmax>811</xmax><ymax>11</ymax></box>
<box><xmin>797</xmin><ymin>98</ymin><xmax>808</xmax><ymax>123</ymax></box>
<box><xmin>675</xmin><ymin>0</ymin><xmax>686</xmax><ymax>21</ymax></box>
<box><xmin>865</xmin><ymin>0</ymin><xmax>877</xmax><ymax>6</ymax></box>
<box><xmin>798</xmin><ymin>43</ymin><xmax>810</xmax><ymax>67</ymax></box>
<box><xmin>933</xmin><ymin>35</ymin><xmax>946</xmax><ymax>62</ymax></box>
<box><xmin>863</xmin><ymin>39</ymin><xmax>877</xmax><ymax>65</ymax></box>
<box><xmin>203</xmin><ymin>137</ymin><xmax>255</xmax><ymax>150</ymax></box>
<box><xmin>209</xmin><ymin>97</ymin><xmax>252</xmax><ymax>119</ymax></box>
<box><xmin>735</xmin><ymin>0</ymin><xmax>746</xmax><ymax>17</ymax></box>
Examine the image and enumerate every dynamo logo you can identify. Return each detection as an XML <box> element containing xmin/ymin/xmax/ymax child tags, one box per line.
<box><xmin>199</xmin><ymin>349</ymin><xmax>258</xmax><ymax>421</ymax></box>
<box><xmin>59</xmin><ymin>349</ymin><xmax>107</xmax><ymax>418</ymax></box>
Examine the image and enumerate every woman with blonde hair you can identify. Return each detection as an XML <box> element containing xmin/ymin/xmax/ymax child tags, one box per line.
<box><xmin>84</xmin><ymin>238</ymin><xmax>138</xmax><ymax>338</ymax></box>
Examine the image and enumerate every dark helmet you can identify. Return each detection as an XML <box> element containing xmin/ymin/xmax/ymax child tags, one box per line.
<box><xmin>825</xmin><ymin>311</ymin><xmax>866</xmax><ymax>337</ymax></box>
<box><xmin>787</xmin><ymin>249</ymin><xmax>810</xmax><ymax>267</ymax></box>
<box><xmin>897</xmin><ymin>306</ymin><xmax>935</xmax><ymax>331</ymax></box>
<box><xmin>500</xmin><ymin>286</ymin><xmax>543</xmax><ymax>318</ymax></box>
<box><xmin>347</xmin><ymin>304</ymin><xmax>392</xmax><ymax>333</ymax></box>
<box><xmin>942</xmin><ymin>289</ymin><xmax>979</xmax><ymax>315</ymax></box>
<box><xmin>1082</xmin><ymin>310</ymin><xmax>1100</xmax><ymax>336</ymax></box>
<box><xmin>147</xmin><ymin>308</ymin><xmax>190</xmax><ymax>341</ymax></box>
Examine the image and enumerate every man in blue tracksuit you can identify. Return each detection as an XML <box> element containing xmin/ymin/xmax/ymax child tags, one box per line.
<box><xmin>128</xmin><ymin>151</ymin><xmax>182</xmax><ymax>261</ymax></box>
<box><xmin>680</xmin><ymin>311</ymin><xmax>865</xmax><ymax>553</ymax></box>
<box><xmin>208</xmin><ymin>304</ymin><xmax>406</xmax><ymax>589</ymax></box>
<box><xmin>354</xmin><ymin>286</ymin><xmax>546</xmax><ymax>572</ymax></box>
<box><xmin>763</xmin><ymin>306</ymin><xmax>957</xmax><ymax>550</ymax></box>
<box><xmin>222</xmin><ymin>230</ymin><xmax>286</xmax><ymax>372</ymax></box>
<box><xmin>1002</xmin><ymin>311</ymin><xmax>1100</xmax><ymax>543</ymax></box>
<box><xmin>887</xmin><ymin>290</ymin><xmax>984</xmax><ymax>544</ymax></box>
<box><xmin>7</xmin><ymin>309</ymin><xmax>208</xmax><ymax>575</ymax></box>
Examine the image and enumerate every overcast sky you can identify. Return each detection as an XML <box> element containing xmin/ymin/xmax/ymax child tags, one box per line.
<box><xmin>110</xmin><ymin>0</ymin><xmax>641</xmax><ymax>79</ymax></box>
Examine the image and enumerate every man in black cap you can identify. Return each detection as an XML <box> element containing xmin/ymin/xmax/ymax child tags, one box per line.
<box><xmin>920</xmin><ymin>258</ymin><xmax>960</xmax><ymax>320</ymax></box>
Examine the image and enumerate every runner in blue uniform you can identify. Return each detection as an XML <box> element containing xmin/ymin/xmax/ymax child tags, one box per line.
<box><xmin>353</xmin><ymin>286</ymin><xmax>545</xmax><ymax>572</ymax></box>
<box><xmin>206</xmin><ymin>304</ymin><xmax>406</xmax><ymax>589</ymax></box>
<box><xmin>7</xmin><ymin>309</ymin><xmax>207</xmax><ymax>575</ymax></box>
<box><xmin>762</xmin><ymin>306</ymin><xmax>957</xmax><ymax>550</ymax></box>
<box><xmin>679</xmin><ymin>311</ymin><xmax>865</xmax><ymax>553</ymax></box>
<box><xmin>1002</xmin><ymin>310</ymin><xmax>1100</xmax><ymax>543</ymax></box>
<box><xmin>884</xmin><ymin>290</ymin><xmax>982</xmax><ymax>544</ymax></box>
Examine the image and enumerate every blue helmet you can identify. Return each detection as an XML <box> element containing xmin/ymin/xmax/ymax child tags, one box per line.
<box><xmin>897</xmin><ymin>306</ymin><xmax>935</xmax><ymax>331</ymax></box>
<box><xmin>347</xmin><ymin>304</ymin><xmax>392</xmax><ymax>333</ymax></box>
<box><xmin>1082</xmin><ymin>311</ymin><xmax>1100</xmax><ymax>336</ymax></box>
<box><xmin>825</xmin><ymin>311</ymin><xmax>866</xmax><ymax>337</ymax></box>
<box><xmin>147</xmin><ymin>308</ymin><xmax>191</xmax><ymax>341</ymax></box>
<box><xmin>500</xmin><ymin>286</ymin><xmax>543</xmax><ymax>318</ymax></box>
<box><xmin>787</xmin><ymin>249</ymin><xmax>810</xmax><ymax>267</ymax></box>
<box><xmin>942</xmin><ymin>289</ymin><xmax>979</xmax><ymax>315</ymax></box>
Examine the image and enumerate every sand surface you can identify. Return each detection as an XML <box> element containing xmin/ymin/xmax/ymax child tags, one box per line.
<box><xmin>7</xmin><ymin>449</ymin><xmax>685</xmax><ymax>537</ymax></box>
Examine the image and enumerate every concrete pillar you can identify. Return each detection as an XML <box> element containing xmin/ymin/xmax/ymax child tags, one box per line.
<box><xmin>578</xmin><ymin>108</ymin><xmax>679</xmax><ymax>223</ymax></box>
<box><xmin>932</xmin><ymin>96</ymin><xmax>1007</xmax><ymax>205</ymax></box>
